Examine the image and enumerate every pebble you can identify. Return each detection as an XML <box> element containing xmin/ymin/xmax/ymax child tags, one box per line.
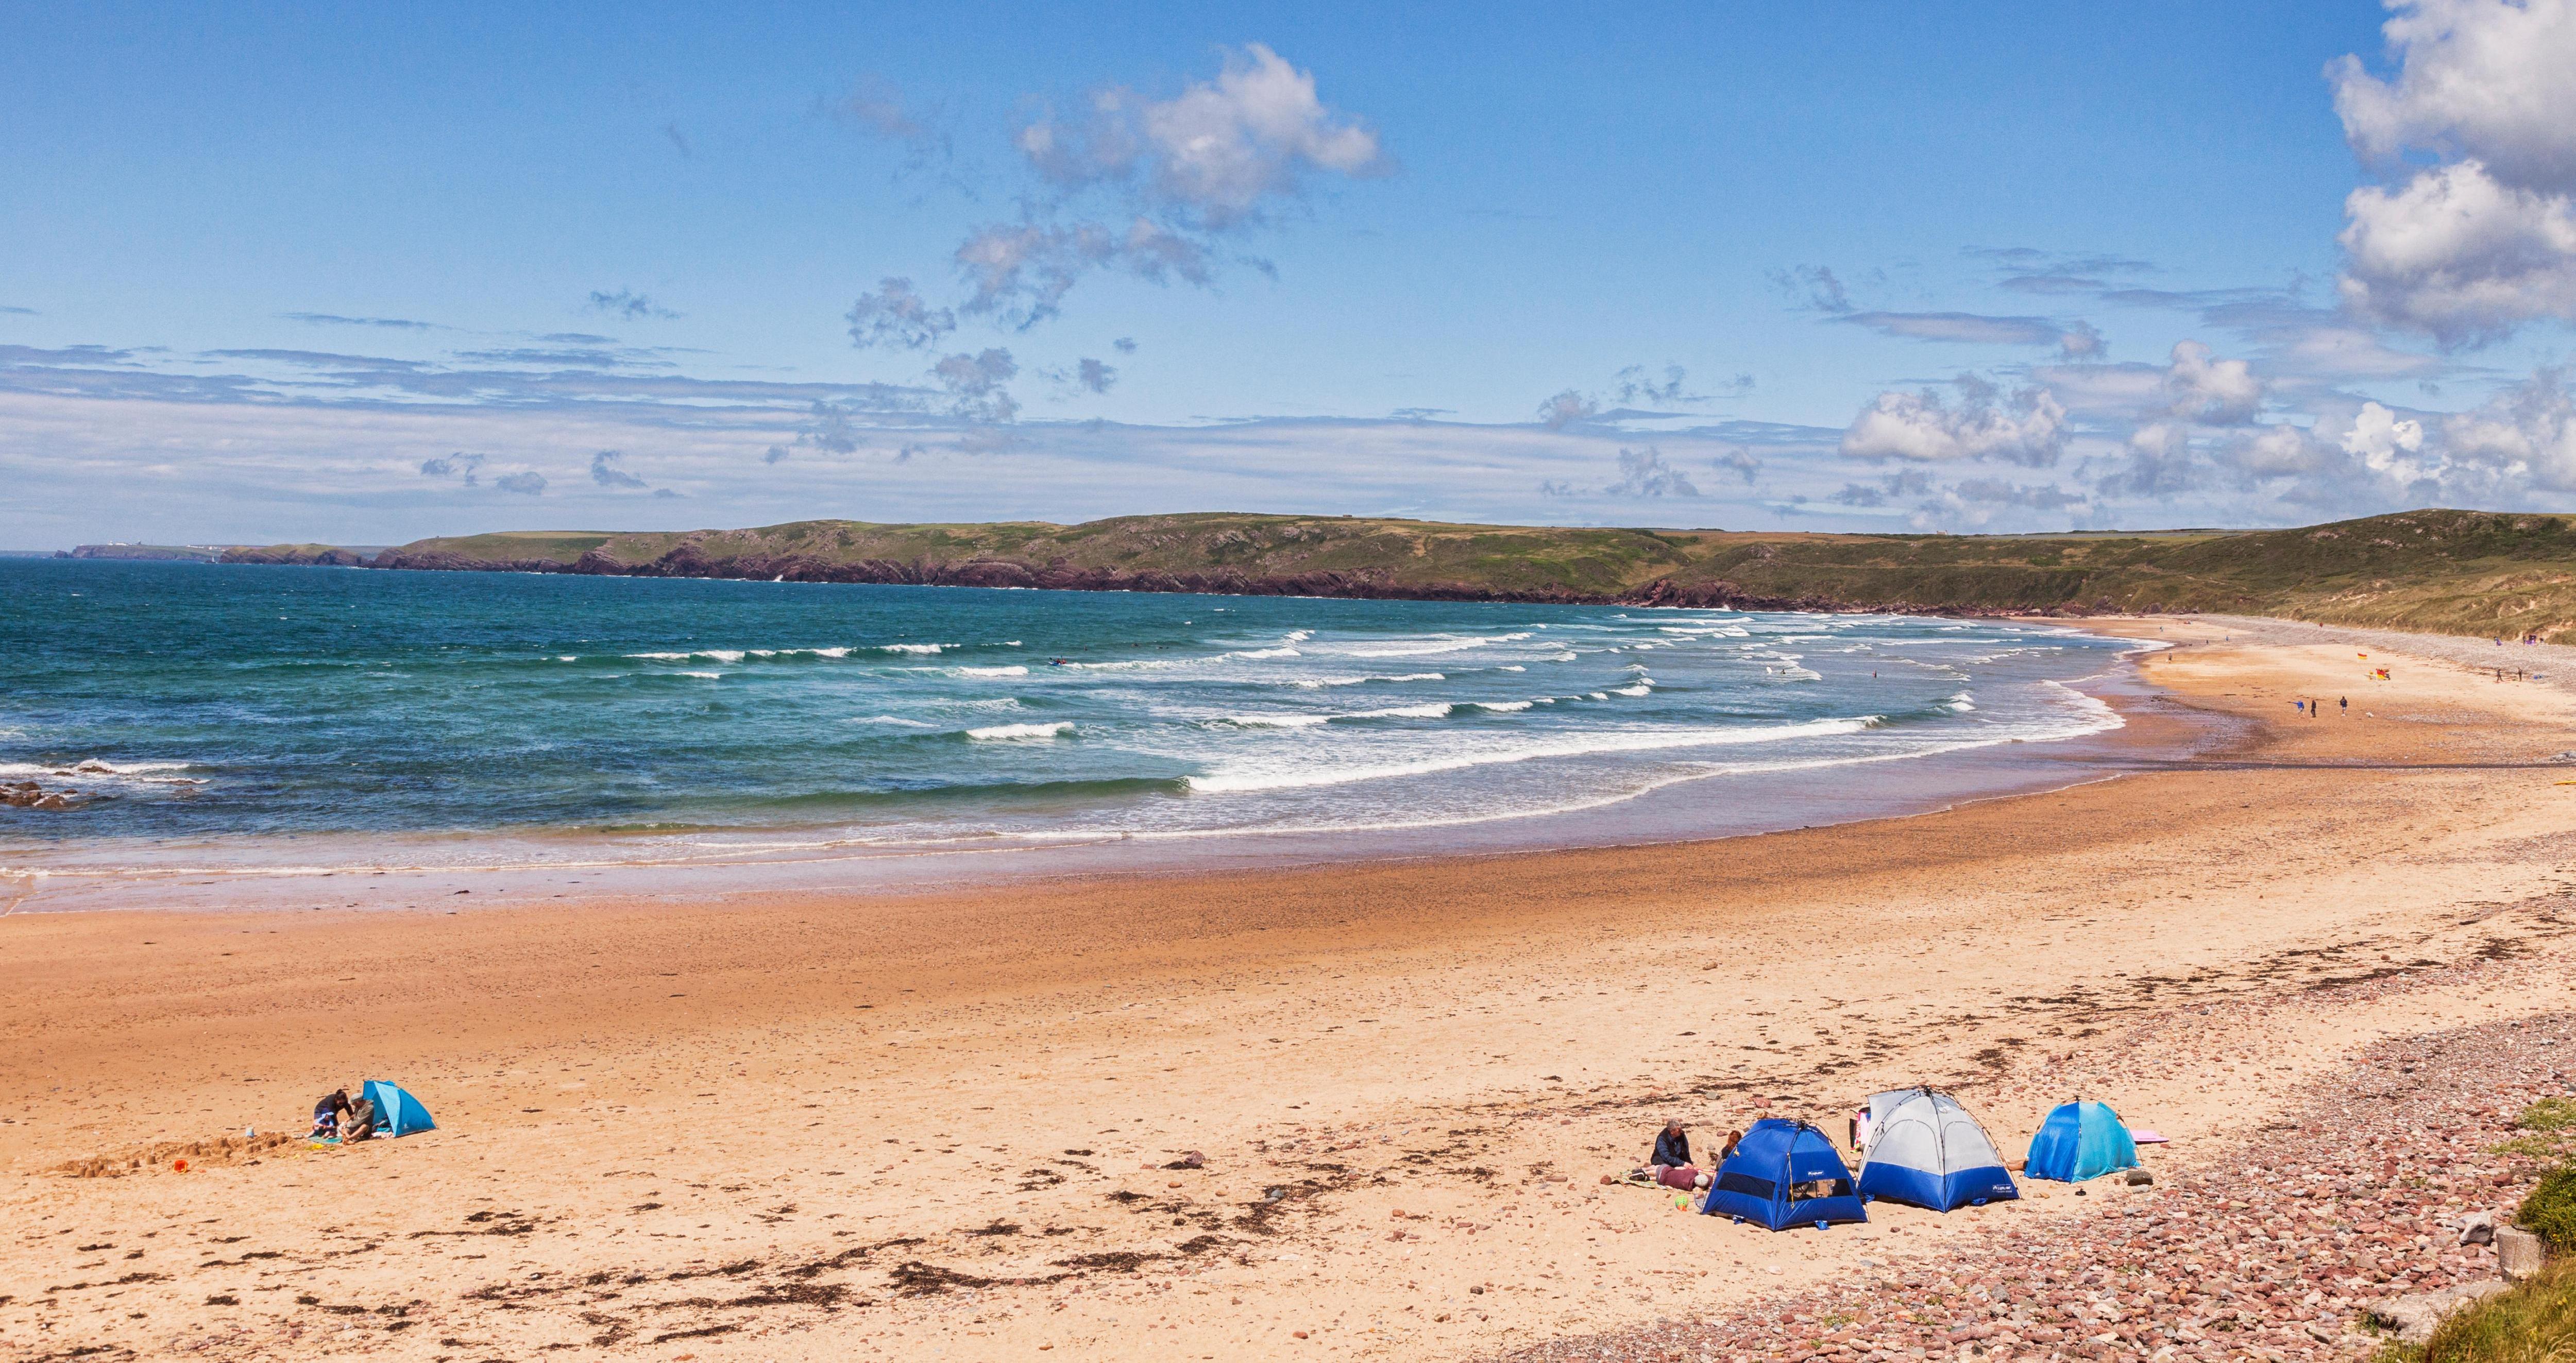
<box><xmin>1498</xmin><ymin>954</ymin><xmax>2572</xmax><ymax>1363</ymax></box>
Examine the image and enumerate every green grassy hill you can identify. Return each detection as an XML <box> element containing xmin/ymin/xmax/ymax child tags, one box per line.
<box><xmin>226</xmin><ymin>508</ymin><xmax>2576</xmax><ymax>641</ymax></box>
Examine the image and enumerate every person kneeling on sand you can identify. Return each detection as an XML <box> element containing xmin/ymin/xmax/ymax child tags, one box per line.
<box><xmin>311</xmin><ymin>1087</ymin><xmax>350</xmax><ymax>1140</ymax></box>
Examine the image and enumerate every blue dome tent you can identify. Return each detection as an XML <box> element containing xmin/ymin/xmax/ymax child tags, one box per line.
<box><xmin>1700</xmin><ymin>1118</ymin><xmax>1867</xmax><ymax>1231</ymax></box>
<box><xmin>1856</xmin><ymin>1088</ymin><xmax>2019</xmax><ymax>1212</ymax></box>
<box><xmin>361</xmin><ymin>1080</ymin><xmax>437</xmax><ymax>1138</ymax></box>
<box><xmin>2023</xmin><ymin>1100</ymin><xmax>2136</xmax><ymax>1182</ymax></box>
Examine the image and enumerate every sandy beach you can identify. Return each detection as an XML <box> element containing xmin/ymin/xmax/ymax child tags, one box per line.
<box><xmin>6</xmin><ymin>617</ymin><xmax>2575</xmax><ymax>1361</ymax></box>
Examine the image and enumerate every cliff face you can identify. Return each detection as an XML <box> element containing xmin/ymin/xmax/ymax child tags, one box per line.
<box><xmin>218</xmin><ymin>544</ymin><xmax>368</xmax><ymax>566</ymax></box>
<box><xmin>226</xmin><ymin>508</ymin><xmax>2576</xmax><ymax>641</ymax></box>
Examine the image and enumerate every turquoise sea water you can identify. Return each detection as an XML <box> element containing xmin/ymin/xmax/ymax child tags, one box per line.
<box><xmin>0</xmin><ymin>560</ymin><xmax>2132</xmax><ymax>875</ymax></box>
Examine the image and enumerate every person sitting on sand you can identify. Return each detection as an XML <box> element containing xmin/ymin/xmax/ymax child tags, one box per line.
<box><xmin>1720</xmin><ymin>1129</ymin><xmax>1744</xmax><ymax>1161</ymax></box>
<box><xmin>1638</xmin><ymin>1120</ymin><xmax>1709</xmax><ymax>1190</ymax></box>
<box><xmin>343</xmin><ymin>1091</ymin><xmax>376</xmax><ymax>1143</ymax></box>
<box><xmin>311</xmin><ymin>1087</ymin><xmax>350</xmax><ymax>1139</ymax></box>
<box><xmin>1652</xmin><ymin>1120</ymin><xmax>1691</xmax><ymax>1171</ymax></box>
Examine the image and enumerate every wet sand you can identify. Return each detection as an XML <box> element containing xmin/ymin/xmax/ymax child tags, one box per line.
<box><xmin>6</xmin><ymin>618</ymin><xmax>2575</xmax><ymax>1361</ymax></box>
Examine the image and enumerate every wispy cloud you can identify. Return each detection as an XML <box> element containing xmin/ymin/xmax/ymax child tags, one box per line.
<box><xmin>586</xmin><ymin>289</ymin><xmax>681</xmax><ymax>321</ymax></box>
<box><xmin>846</xmin><ymin>277</ymin><xmax>957</xmax><ymax>351</ymax></box>
<box><xmin>589</xmin><ymin>449</ymin><xmax>649</xmax><ymax>489</ymax></box>
<box><xmin>1837</xmin><ymin>310</ymin><xmax>2105</xmax><ymax>361</ymax></box>
<box><xmin>1766</xmin><ymin>264</ymin><xmax>1852</xmax><ymax>314</ymax></box>
<box><xmin>279</xmin><ymin>311</ymin><xmax>437</xmax><ymax>331</ymax></box>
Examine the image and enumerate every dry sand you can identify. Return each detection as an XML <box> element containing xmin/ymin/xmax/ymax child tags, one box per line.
<box><xmin>5</xmin><ymin>618</ymin><xmax>2574</xmax><ymax>1361</ymax></box>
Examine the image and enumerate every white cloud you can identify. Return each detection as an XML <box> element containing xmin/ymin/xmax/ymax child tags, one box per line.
<box><xmin>2223</xmin><ymin>423</ymin><xmax>2338</xmax><ymax>478</ymax></box>
<box><xmin>2099</xmin><ymin>422</ymin><xmax>2204</xmax><ymax>498</ymax></box>
<box><xmin>2329</xmin><ymin>2</ymin><xmax>2576</xmax><ymax>345</ymax></box>
<box><xmin>2339</xmin><ymin>400</ymin><xmax>2435</xmax><ymax>483</ymax></box>
<box><xmin>2328</xmin><ymin>0</ymin><xmax>2576</xmax><ymax>192</ymax></box>
<box><xmin>1839</xmin><ymin>374</ymin><xmax>2066</xmax><ymax>466</ymax></box>
<box><xmin>2337</xmin><ymin>160</ymin><xmax>2576</xmax><ymax>346</ymax></box>
<box><xmin>1014</xmin><ymin>44</ymin><xmax>1383</xmax><ymax>228</ymax></box>
<box><xmin>2163</xmin><ymin>340</ymin><xmax>2265</xmax><ymax>424</ymax></box>
<box><xmin>2443</xmin><ymin>367</ymin><xmax>2576</xmax><ymax>487</ymax></box>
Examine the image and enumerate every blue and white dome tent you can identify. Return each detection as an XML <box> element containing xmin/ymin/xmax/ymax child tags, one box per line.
<box><xmin>1855</xmin><ymin>1087</ymin><xmax>2019</xmax><ymax>1211</ymax></box>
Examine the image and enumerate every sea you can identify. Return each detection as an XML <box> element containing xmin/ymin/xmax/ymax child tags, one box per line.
<box><xmin>0</xmin><ymin>559</ymin><xmax>2148</xmax><ymax>909</ymax></box>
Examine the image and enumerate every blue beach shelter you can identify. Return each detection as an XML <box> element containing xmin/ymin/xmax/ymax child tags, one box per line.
<box><xmin>362</xmin><ymin>1080</ymin><xmax>437</xmax><ymax>1137</ymax></box>
<box><xmin>1856</xmin><ymin>1088</ymin><xmax>2019</xmax><ymax>1212</ymax></box>
<box><xmin>1700</xmin><ymin>1119</ymin><xmax>1868</xmax><ymax>1231</ymax></box>
<box><xmin>2023</xmin><ymin>1100</ymin><xmax>2136</xmax><ymax>1182</ymax></box>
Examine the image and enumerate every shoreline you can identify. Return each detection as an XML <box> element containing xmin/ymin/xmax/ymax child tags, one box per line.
<box><xmin>1</xmin><ymin>629</ymin><xmax>2180</xmax><ymax>917</ymax></box>
<box><xmin>8</xmin><ymin>616</ymin><xmax>2574</xmax><ymax>1361</ymax></box>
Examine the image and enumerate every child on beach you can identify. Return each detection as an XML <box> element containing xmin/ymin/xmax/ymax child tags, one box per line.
<box><xmin>311</xmin><ymin>1087</ymin><xmax>350</xmax><ymax>1139</ymax></box>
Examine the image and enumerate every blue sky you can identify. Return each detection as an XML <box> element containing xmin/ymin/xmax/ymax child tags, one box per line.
<box><xmin>6</xmin><ymin>1</ymin><xmax>2576</xmax><ymax>545</ymax></box>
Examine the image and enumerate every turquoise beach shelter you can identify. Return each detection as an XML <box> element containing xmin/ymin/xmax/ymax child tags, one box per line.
<box><xmin>362</xmin><ymin>1080</ymin><xmax>436</xmax><ymax>1137</ymax></box>
<box><xmin>2023</xmin><ymin>1100</ymin><xmax>2135</xmax><ymax>1182</ymax></box>
<box><xmin>1700</xmin><ymin>1119</ymin><xmax>1867</xmax><ymax>1231</ymax></box>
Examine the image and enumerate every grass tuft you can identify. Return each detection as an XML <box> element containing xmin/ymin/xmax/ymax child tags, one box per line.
<box><xmin>2518</xmin><ymin>1163</ymin><xmax>2576</xmax><ymax>1254</ymax></box>
<box><xmin>2397</xmin><ymin>1256</ymin><xmax>2576</xmax><ymax>1362</ymax></box>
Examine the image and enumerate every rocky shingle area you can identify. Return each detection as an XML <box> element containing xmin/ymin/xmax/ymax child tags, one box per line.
<box><xmin>1504</xmin><ymin>1010</ymin><xmax>2571</xmax><ymax>1362</ymax></box>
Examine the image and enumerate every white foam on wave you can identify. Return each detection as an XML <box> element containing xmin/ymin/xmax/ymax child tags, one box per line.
<box><xmin>846</xmin><ymin>714</ymin><xmax>935</xmax><ymax>727</ymax></box>
<box><xmin>1658</xmin><ymin>623</ymin><xmax>1751</xmax><ymax>637</ymax></box>
<box><xmin>1225</xmin><ymin>647</ymin><xmax>1302</xmax><ymax>660</ymax></box>
<box><xmin>2</xmin><ymin>759</ymin><xmax>199</xmax><ymax>780</ymax></box>
<box><xmin>1214</xmin><ymin>714</ymin><xmax>1331</xmax><ymax>729</ymax></box>
<box><xmin>953</xmin><ymin>665</ymin><xmax>1030</xmax><ymax>677</ymax></box>
<box><xmin>965</xmin><ymin>721</ymin><xmax>1073</xmax><ymax>741</ymax></box>
<box><xmin>1337</xmin><ymin>631</ymin><xmax>1533</xmax><ymax>659</ymax></box>
<box><xmin>1061</xmin><ymin>658</ymin><xmax>1184</xmax><ymax>672</ymax></box>
<box><xmin>1349</xmin><ymin>703</ymin><xmax>1455</xmax><ymax>720</ymax></box>
<box><xmin>1608</xmin><ymin>683</ymin><xmax>1652</xmax><ymax>697</ymax></box>
<box><xmin>1498</xmin><ymin>665</ymin><xmax>1526</xmax><ymax>672</ymax></box>
<box><xmin>1283</xmin><ymin>630</ymin><xmax>1313</xmax><ymax>643</ymax></box>
<box><xmin>1292</xmin><ymin>672</ymin><xmax>1443</xmax><ymax>689</ymax></box>
<box><xmin>1946</xmin><ymin>691</ymin><xmax>1977</xmax><ymax>712</ymax></box>
<box><xmin>877</xmin><ymin>643</ymin><xmax>953</xmax><ymax>655</ymax></box>
<box><xmin>1184</xmin><ymin>715</ymin><xmax>1882</xmax><ymax>794</ymax></box>
<box><xmin>676</xmin><ymin>670</ymin><xmax>721</xmax><ymax>679</ymax></box>
<box><xmin>1467</xmin><ymin>700</ymin><xmax>1534</xmax><ymax>712</ymax></box>
<box><xmin>1545</xmin><ymin>651</ymin><xmax>1579</xmax><ymax>662</ymax></box>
